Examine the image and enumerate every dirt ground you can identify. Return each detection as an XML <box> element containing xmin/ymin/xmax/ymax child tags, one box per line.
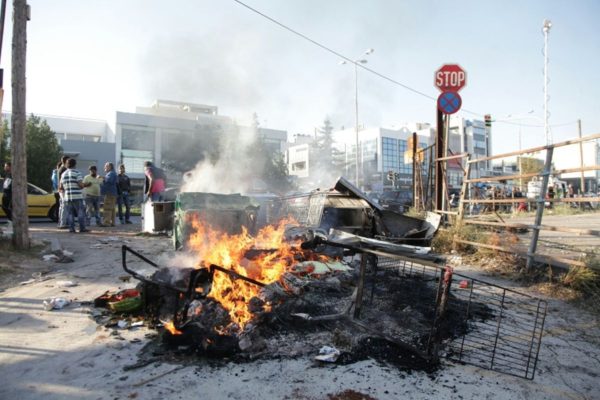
<box><xmin>0</xmin><ymin>219</ymin><xmax>599</xmax><ymax>400</ymax></box>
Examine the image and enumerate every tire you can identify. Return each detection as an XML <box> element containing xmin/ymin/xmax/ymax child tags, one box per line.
<box><xmin>48</xmin><ymin>204</ymin><xmax>59</xmax><ymax>222</ymax></box>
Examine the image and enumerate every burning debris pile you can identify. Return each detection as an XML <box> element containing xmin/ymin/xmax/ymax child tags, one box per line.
<box><xmin>98</xmin><ymin>214</ymin><xmax>488</xmax><ymax>373</ymax></box>
<box><xmin>92</xmin><ymin>182</ymin><xmax>547</xmax><ymax>379</ymax></box>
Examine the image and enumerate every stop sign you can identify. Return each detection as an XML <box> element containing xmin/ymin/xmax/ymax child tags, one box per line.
<box><xmin>434</xmin><ymin>64</ymin><xmax>467</xmax><ymax>92</ymax></box>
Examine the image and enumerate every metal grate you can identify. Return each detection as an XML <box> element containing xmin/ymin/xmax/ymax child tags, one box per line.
<box><xmin>375</xmin><ymin>256</ymin><xmax>546</xmax><ymax>380</ymax></box>
<box><xmin>444</xmin><ymin>273</ymin><xmax>547</xmax><ymax>380</ymax></box>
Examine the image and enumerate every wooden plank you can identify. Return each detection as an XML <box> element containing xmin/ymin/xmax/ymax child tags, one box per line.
<box><xmin>435</xmin><ymin>209</ymin><xmax>459</xmax><ymax>215</ymax></box>
<box><xmin>436</xmin><ymin>153</ymin><xmax>468</xmax><ymax>162</ymax></box>
<box><xmin>467</xmin><ymin>133</ymin><xmax>600</xmax><ymax>164</ymax></box>
<box><xmin>466</xmin><ymin>166</ymin><xmax>599</xmax><ymax>184</ymax></box>
<box><xmin>454</xmin><ymin>239</ymin><xmax>586</xmax><ymax>268</ymax></box>
<box><xmin>461</xmin><ymin>197</ymin><xmax>600</xmax><ymax>204</ymax></box>
<box><xmin>463</xmin><ymin>219</ymin><xmax>600</xmax><ymax>236</ymax></box>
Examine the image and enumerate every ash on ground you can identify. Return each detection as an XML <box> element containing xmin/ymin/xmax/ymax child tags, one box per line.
<box><xmin>102</xmin><ymin>258</ymin><xmax>489</xmax><ymax>374</ymax></box>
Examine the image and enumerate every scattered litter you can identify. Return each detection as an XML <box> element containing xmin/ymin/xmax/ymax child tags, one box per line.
<box><xmin>90</xmin><ymin>244</ymin><xmax>103</xmax><ymax>249</ymax></box>
<box><xmin>130</xmin><ymin>321</ymin><xmax>144</xmax><ymax>328</ymax></box>
<box><xmin>62</xmin><ymin>250</ymin><xmax>74</xmax><ymax>257</ymax></box>
<box><xmin>99</xmin><ymin>236</ymin><xmax>121</xmax><ymax>244</ymax></box>
<box><xmin>117</xmin><ymin>320</ymin><xmax>131</xmax><ymax>329</ymax></box>
<box><xmin>315</xmin><ymin>345</ymin><xmax>341</xmax><ymax>363</ymax></box>
<box><xmin>43</xmin><ymin>297</ymin><xmax>71</xmax><ymax>311</ymax></box>
<box><xmin>458</xmin><ymin>280</ymin><xmax>470</xmax><ymax>289</ymax></box>
<box><xmin>292</xmin><ymin>261</ymin><xmax>352</xmax><ymax>276</ymax></box>
<box><xmin>94</xmin><ymin>289</ymin><xmax>142</xmax><ymax>313</ymax></box>
<box><xmin>57</xmin><ymin>280</ymin><xmax>77</xmax><ymax>287</ymax></box>
<box><xmin>43</xmin><ymin>254</ymin><xmax>60</xmax><ymax>262</ymax></box>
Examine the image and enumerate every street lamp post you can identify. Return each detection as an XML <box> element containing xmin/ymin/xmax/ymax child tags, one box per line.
<box><xmin>542</xmin><ymin>19</ymin><xmax>552</xmax><ymax>145</ymax></box>
<box><xmin>341</xmin><ymin>48</ymin><xmax>374</xmax><ymax>188</ymax></box>
<box><xmin>504</xmin><ymin>111</ymin><xmax>536</xmax><ymax>190</ymax></box>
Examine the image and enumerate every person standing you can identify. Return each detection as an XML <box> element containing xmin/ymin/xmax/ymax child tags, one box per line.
<box><xmin>101</xmin><ymin>162</ymin><xmax>118</xmax><ymax>227</ymax></box>
<box><xmin>83</xmin><ymin>165</ymin><xmax>102</xmax><ymax>226</ymax></box>
<box><xmin>2</xmin><ymin>162</ymin><xmax>12</xmax><ymax>221</ymax></box>
<box><xmin>60</xmin><ymin>158</ymin><xmax>89</xmax><ymax>233</ymax></box>
<box><xmin>143</xmin><ymin>161</ymin><xmax>165</xmax><ymax>202</ymax></box>
<box><xmin>57</xmin><ymin>155</ymin><xmax>70</xmax><ymax>229</ymax></box>
<box><xmin>117</xmin><ymin>164</ymin><xmax>132</xmax><ymax>224</ymax></box>
<box><xmin>51</xmin><ymin>161</ymin><xmax>62</xmax><ymax>221</ymax></box>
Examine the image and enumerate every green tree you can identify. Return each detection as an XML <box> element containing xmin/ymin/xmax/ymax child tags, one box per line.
<box><xmin>0</xmin><ymin>120</ymin><xmax>10</xmax><ymax>164</ymax></box>
<box><xmin>310</xmin><ymin>117</ymin><xmax>346</xmax><ymax>186</ymax></box>
<box><xmin>26</xmin><ymin>115</ymin><xmax>62</xmax><ymax>191</ymax></box>
<box><xmin>246</xmin><ymin>138</ymin><xmax>293</xmax><ymax>193</ymax></box>
<box><xmin>2</xmin><ymin>115</ymin><xmax>62</xmax><ymax>191</ymax></box>
<box><xmin>519</xmin><ymin>156</ymin><xmax>545</xmax><ymax>183</ymax></box>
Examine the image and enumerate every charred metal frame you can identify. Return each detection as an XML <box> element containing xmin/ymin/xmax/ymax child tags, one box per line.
<box><xmin>122</xmin><ymin>245</ymin><xmax>267</xmax><ymax>330</ymax></box>
<box><xmin>122</xmin><ymin>241</ymin><xmax>546</xmax><ymax>380</ymax></box>
<box><xmin>374</xmin><ymin>256</ymin><xmax>547</xmax><ymax>380</ymax></box>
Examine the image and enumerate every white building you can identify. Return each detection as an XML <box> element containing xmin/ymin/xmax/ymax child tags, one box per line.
<box><xmin>287</xmin><ymin>143</ymin><xmax>310</xmax><ymax>179</ymax></box>
<box><xmin>2</xmin><ymin>112</ymin><xmax>116</xmax><ymax>173</ymax></box>
<box><xmin>552</xmin><ymin>139</ymin><xmax>600</xmax><ymax>192</ymax></box>
<box><xmin>332</xmin><ymin>125</ymin><xmax>432</xmax><ymax>192</ymax></box>
<box><xmin>116</xmin><ymin>100</ymin><xmax>287</xmax><ymax>180</ymax></box>
<box><xmin>447</xmin><ymin>116</ymin><xmax>492</xmax><ymax>187</ymax></box>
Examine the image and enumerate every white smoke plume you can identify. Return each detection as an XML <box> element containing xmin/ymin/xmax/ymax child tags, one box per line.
<box><xmin>180</xmin><ymin>123</ymin><xmax>262</xmax><ymax>194</ymax></box>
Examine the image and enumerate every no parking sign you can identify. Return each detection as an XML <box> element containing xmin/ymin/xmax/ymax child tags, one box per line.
<box><xmin>434</xmin><ymin>64</ymin><xmax>466</xmax><ymax>114</ymax></box>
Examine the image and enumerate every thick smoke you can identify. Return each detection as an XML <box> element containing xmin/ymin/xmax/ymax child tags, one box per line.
<box><xmin>180</xmin><ymin>122</ymin><xmax>262</xmax><ymax>194</ymax></box>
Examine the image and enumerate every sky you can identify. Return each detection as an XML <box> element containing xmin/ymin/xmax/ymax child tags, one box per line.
<box><xmin>1</xmin><ymin>0</ymin><xmax>599</xmax><ymax>155</ymax></box>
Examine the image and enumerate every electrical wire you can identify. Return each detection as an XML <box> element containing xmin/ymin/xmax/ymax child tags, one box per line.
<box><xmin>232</xmin><ymin>0</ymin><xmax>576</xmax><ymax>129</ymax></box>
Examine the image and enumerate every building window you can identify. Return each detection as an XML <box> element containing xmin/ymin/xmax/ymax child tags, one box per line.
<box><xmin>292</xmin><ymin>161</ymin><xmax>306</xmax><ymax>171</ymax></box>
<box><xmin>121</xmin><ymin>149</ymin><xmax>153</xmax><ymax>174</ymax></box>
<box><xmin>122</xmin><ymin>125</ymin><xmax>155</xmax><ymax>152</ymax></box>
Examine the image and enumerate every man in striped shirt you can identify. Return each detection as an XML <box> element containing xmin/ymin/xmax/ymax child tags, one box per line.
<box><xmin>60</xmin><ymin>158</ymin><xmax>90</xmax><ymax>233</ymax></box>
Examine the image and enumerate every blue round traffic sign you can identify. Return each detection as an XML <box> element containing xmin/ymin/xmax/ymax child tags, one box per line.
<box><xmin>437</xmin><ymin>91</ymin><xmax>462</xmax><ymax>114</ymax></box>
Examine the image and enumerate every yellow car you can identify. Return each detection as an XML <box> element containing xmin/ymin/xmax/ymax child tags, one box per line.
<box><xmin>0</xmin><ymin>179</ymin><xmax>58</xmax><ymax>222</ymax></box>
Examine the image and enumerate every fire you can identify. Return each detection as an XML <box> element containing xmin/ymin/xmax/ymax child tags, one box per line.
<box><xmin>164</xmin><ymin>321</ymin><xmax>182</xmax><ymax>335</ymax></box>
<box><xmin>187</xmin><ymin>216</ymin><xmax>299</xmax><ymax>331</ymax></box>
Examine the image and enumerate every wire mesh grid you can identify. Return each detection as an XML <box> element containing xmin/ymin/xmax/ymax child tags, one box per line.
<box><xmin>374</xmin><ymin>256</ymin><xmax>546</xmax><ymax>380</ymax></box>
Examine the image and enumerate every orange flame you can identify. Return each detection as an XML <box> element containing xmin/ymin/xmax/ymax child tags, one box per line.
<box><xmin>164</xmin><ymin>321</ymin><xmax>182</xmax><ymax>335</ymax></box>
<box><xmin>187</xmin><ymin>217</ymin><xmax>299</xmax><ymax>331</ymax></box>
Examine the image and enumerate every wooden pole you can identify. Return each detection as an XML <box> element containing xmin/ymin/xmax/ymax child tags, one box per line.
<box><xmin>11</xmin><ymin>0</ymin><xmax>29</xmax><ymax>248</ymax></box>
<box><xmin>435</xmin><ymin>109</ymin><xmax>444</xmax><ymax>211</ymax></box>
<box><xmin>0</xmin><ymin>0</ymin><xmax>7</xmax><ymax>158</ymax></box>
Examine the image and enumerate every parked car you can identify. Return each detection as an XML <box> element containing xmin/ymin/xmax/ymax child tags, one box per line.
<box><xmin>0</xmin><ymin>179</ymin><xmax>58</xmax><ymax>221</ymax></box>
<box><xmin>378</xmin><ymin>190</ymin><xmax>413</xmax><ymax>213</ymax></box>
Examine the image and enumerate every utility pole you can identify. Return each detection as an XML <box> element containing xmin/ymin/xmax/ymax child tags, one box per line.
<box><xmin>578</xmin><ymin>119</ymin><xmax>585</xmax><ymax>194</ymax></box>
<box><xmin>11</xmin><ymin>0</ymin><xmax>30</xmax><ymax>248</ymax></box>
<box><xmin>0</xmin><ymin>0</ymin><xmax>7</xmax><ymax>158</ymax></box>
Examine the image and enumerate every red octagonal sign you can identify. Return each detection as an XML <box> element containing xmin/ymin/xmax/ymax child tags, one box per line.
<box><xmin>434</xmin><ymin>64</ymin><xmax>467</xmax><ymax>92</ymax></box>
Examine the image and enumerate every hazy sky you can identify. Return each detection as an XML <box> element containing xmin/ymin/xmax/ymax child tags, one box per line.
<box><xmin>2</xmin><ymin>0</ymin><xmax>599</xmax><ymax>154</ymax></box>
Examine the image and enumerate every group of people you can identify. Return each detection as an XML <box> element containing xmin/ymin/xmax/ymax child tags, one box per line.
<box><xmin>53</xmin><ymin>157</ymin><xmax>165</xmax><ymax>232</ymax></box>
<box><xmin>1</xmin><ymin>157</ymin><xmax>165</xmax><ymax>232</ymax></box>
<box><xmin>53</xmin><ymin>157</ymin><xmax>133</xmax><ymax>232</ymax></box>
